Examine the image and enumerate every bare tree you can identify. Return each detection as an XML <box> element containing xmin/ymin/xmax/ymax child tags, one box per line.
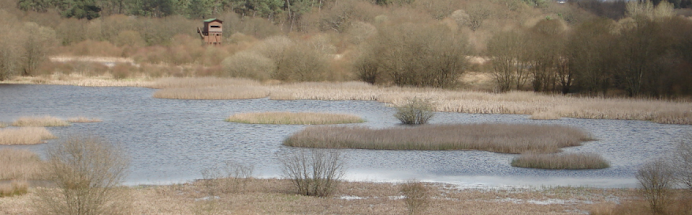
<box><xmin>35</xmin><ymin>136</ymin><xmax>130</xmax><ymax>215</ymax></box>
<box><xmin>279</xmin><ymin>149</ymin><xmax>345</xmax><ymax>197</ymax></box>
<box><xmin>637</xmin><ymin>159</ymin><xmax>676</xmax><ymax>215</ymax></box>
<box><xmin>487</xmin><ymin>30</ymin><xmax>530</xmax><ymax>92</ymax></box>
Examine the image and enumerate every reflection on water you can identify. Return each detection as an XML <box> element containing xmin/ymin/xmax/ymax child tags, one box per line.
<box><xmin>1</xmin><ymin>84</ymin><xmax>690</xmax><ymax>188</ymax></box>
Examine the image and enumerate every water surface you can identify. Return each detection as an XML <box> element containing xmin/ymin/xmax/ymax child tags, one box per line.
<box><xmin>1</xmin><ymin>84</ymin><xmax>688</xmax><ymax>188</ymax></box>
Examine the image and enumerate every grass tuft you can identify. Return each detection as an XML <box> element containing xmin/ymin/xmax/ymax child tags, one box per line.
<box><xmin>12</xmin><ymin>116</ymin><xmax>70</xmax><ymax>127</ymax></box>
<box><xmin>226</xmin><ymin>112</ymin><xmax>364</xmax><ymax>124</ymax></box>
<box><xmin>511</xmin><ymin>153</ymin><xmax>610</xmax><ymax>169</ymax></box>
<box><xmin>0</xmin><ymin>127</ymin><xmax>57</xmax><ymax>145</ymax></box>
<box><xmin>67</xmin><ymin>117</ymin><xmax>103</xmax><ymax>123</ymax></box>
<box><xmin>284</xmin><ymin>124</ymin><xmax>592</xmax><ymax>154</ymax></box>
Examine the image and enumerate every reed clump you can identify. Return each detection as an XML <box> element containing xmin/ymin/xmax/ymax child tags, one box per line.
<box><xmin>0</xmin><ymin>180</ymin><xmax>29</xmax><ymax>197</ymax></box>
<box><xmin>0</xmin><ymin>127</ymin><xmax>57</xmax><ymax>145</ymax></box>
<box><xmin>284</xmin><ymin>124</ymin><xmax>592</xmax><ymax>154</ymax></box>
<box><xmin>67</xmin><ymin>117</ymin><xmax>103</xmax><ymax>123</ymax></box>
<box><xmin>153</xmin><ymin>86</ymin><xmax>269</xmax><ymax>100</ymax></box>
<box><xmin>511</xmin><ymin>153</ymin><xmax>610</xmax><ymax>169</ymax></box>
<box><xmin>0</xmin><ymin>122</ymin><xmax>7</xmax><ymax>128</ymax></box>
<box><xmin>0</xmin><ymin>149</ymin><xmax>47</xmax><ymax>180</ymax></box>
<box><xmin>12</xmin><ymin>116</ymin><xmax>70</xmax><ymax>127</ymax></box>
<box><xmin>226</xmin><ymin>112</ymin><xmax>364</xmax><ymax>125</ymax></box>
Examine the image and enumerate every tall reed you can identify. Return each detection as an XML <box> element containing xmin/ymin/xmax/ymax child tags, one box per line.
<box><xmin>0</xmin><ymin>149</ymin><xmax>46</xmax><ymax>180</ymax></box>
<box><xmin>284</xmin><ymin>124</ymin><xmax>592</xmax><ymax>154</ymax></box>
<box><xmin>0</xmin><ymin>127</ymin><xmax>57</xmax><ymax>145</ymax></box>
<box><xmin>511</xmin><ymin>153</ymin><xmax>610</xmax><ymax>169</ymax></box>
<box><xmin>12</xmin><ymin>116</ymin><xmax>70</xmax><ymax>127</ymax></box>
<box><xmin>226</xmin><ymin>112</ymin><xmax>364</xmax><ymax>124</ymax></box>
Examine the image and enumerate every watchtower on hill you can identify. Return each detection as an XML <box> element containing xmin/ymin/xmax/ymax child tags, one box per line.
<box><xmin>197</xmin><ymin>18</ymin><xmax>223</xmax><ymax>45</ymax></box>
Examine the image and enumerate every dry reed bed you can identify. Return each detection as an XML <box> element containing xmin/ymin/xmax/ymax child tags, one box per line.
<box><xmin>226</xmin><ymin>112</ymin><xmax>365</xmax><ymax>125</ymax></box>
<box><xmin>1</xmin><ymin>73</ymin><xmax>154</xmax><ymax>87</ymax></box>
<box><xmin>0</xmin><ymin>178</ymin><xmax>635</xmax><ymax>215</ymax></box>
<box><xmin>284</xmin><ymin>124</ymin><xmax>592</xmax><ymax>154</ymax></box>
<box><xmin>12</xmin><ymin>116</ymin><xmax>70</xmax><ymax>127</ymax></box>
<box><xmin>66</xmin><ymin>117</ymin><xmax>102</xmax><ymax>123</ymax></box>
<box><xmin>151</xmin><ymin>78</ymin><xmax>692</xmax><ymax>124</ymax></box>
<box><xmin>153</xmin><ymin>86</ymin><xmax>269</xmax><ymax>100</ymax></box>
<box><xmin>0</xmin><ymin>149</ymin><xmax>46</xmax><ymax>180</ymax></box>
<box><xmin>511</xmin><ymin>153</ymin><xmax>610</xmax><ymax>169</ymax></box>
<box><xmin>0</xmin><ymin>127</ymin><xmax>57</xmax><ymax>145</ymax></box>
<box><xmin>0</xmin><ymin>181</ymin><xmax>29</xmax><ymax>197</ymax></box>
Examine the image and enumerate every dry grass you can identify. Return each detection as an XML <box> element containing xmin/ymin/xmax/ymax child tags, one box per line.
<box><xmin>1</xmin><ymin>73</ymin><xmax>154</xmax><ymax>87</ymax></box>
<box><xmin>12</xmin><ymin>116</ymin><xmax>70</xmax><ymax>127</ymax></box>
<box><xmin>0</xmin><ymin>178</ymin><xmax>637</xmax><ymax>215</ymax></box>
<box><xmin>66</xmin><ymin>117</ymin><xmax>103</xmax><ymax>123</ymax></box>
<box><xmin>590</xmin><ymin>193</ymin><xmax>692</xmax><ymax>215</ymax></box>
<box><xmin>511</xmin><ymin>153</ymin><xmax>610</xmax><ymax>170</ymax></box>
<box><xmin>0</xmin><ymin>127</ymin><xmax>57</xmax><ymax>145</ymax></box>
<box><xmin>266</xmin><ymin>82</ymin><xmax>692</xmax><ymax>125</ymax></box>
<box><xmin>0</xmin><ymin>149</ymin><xmax>46</xmax><ymax>180</ymax></box>
<box><xmin>0</xmin><ymin>122</ymin><xmax>7</xmax><ymax>128</ymax></box>
<box><xmin>11</xmin><ymin>76</ymin><xmax>692</xmax><ymax>124</ymax></box>
<box><xmin>284</xmin><ymin>124</ymin><xmax>592</xmax><ymax>154</ymax></box>
<box><xmin>226</xmin><ymin>112</ymin><xmax>364</xmax><ymax>125</ymax></box>
<box><xmin>0</xmin><ymin>181</ymin><xmax>29</xmax><ymax>197</ymax></box>
<box><xmin>153</xmin><ymin>86</ymin><xmax>269</xmax><ymax>100</ymax></box>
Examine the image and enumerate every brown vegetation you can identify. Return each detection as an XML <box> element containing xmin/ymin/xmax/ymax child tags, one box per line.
<box><xmin>0</xmin><ymin>178</ymin><xmax>638</xmax><ymax>214</ymax></box>
<box><xmin>284</xmin><ymin>124</ymin><xmax>592</xmax><ymax>154</ymax></box>
<box><xmin>226</xmin><ymin>112</ymin><xmax>364</xmax><ymax>125</ymax></box>
<box><xmin>0</xmin><ymin>149</ymin><xmax>46</xmax><ymax>180</ymax></box>
<box><xmin>0</xmin><ymin>127</ymin><xmax>57</xmax><ymax>145</ymax></box>
<box><xmin>12</xmin><ymin>116</ymin><xmax>70</xmax><ymax>127</ymax></box>
<box><xmin>66</xmin><ymin>117</ymin><xmax>102</xmax><ymax>123</ymax></box>
<box><xmin>0</xmin><ymin>181</ymin><xmax>28</xmax><ymax>197</ymax></box>
<box><xmin>400</xmin><ymin>180</ymin><xmax>429</xmax><ymax>215</ymax></box>
<box><xmin>511</xmin><ymin>153</ymin><xmax>610</xmax><ymax>169</ymax></box>
<box><xmin>152</xmin><ymin>86</ymin><xmax>269</xmax><ymax>100</ymax></box>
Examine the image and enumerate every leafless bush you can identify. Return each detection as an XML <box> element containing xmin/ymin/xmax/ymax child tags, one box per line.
<box><xmin>279</xmin><ymin>149</ymin><xmax>345</xmax><ymax>197</ymax></box>
<box><xmin>274</xmin><ymin>42</ymin><xmax>330</xmax><ymax>82</ymax></box>
<box><xmin>400</xmin><ymin>180</ymin><xmax>429</xmax><ymax>215</ymax></box>
<box><xmin>221</xmin><ymin>51</ymin><xmax>275</xmax><ymax>81</ymax></box>
<box><xmin>675</xmin><ymin>133</ymin><xmax>692</xmax><ymax>192</ymax></box>
<box><xmin>201</xmin><ymin>161</ymin><xmax>255</xmax><ymax>195</ymax></box>
<box><xmin>35</xmin><ymin>136</ymin><xmax>131</xmax><ymax>215</ymax></box>
<box><xmin>636</xmin><ymin>159</ymin><xmax>675</xmax><ymax>215</ymax></box>
<box><xmin>394</xmin><ymin>98</ymin><xmax>435</xmax><ymax>125</ymax></box>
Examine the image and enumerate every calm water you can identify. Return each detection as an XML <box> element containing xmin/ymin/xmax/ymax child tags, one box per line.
<box><xmin>1</xmin><ymin>84</ymin><xmax>690</xmax><ymax>188</ymax></box>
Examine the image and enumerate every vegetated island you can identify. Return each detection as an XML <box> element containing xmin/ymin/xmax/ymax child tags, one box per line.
<box><xmin>284</xmin><ymin>123</ymin><xmax>609</xmax><ymax>170</ymax></box>
<box><xmin>226</xmin><ymin>112</ymin><xmax>365</xmax><ymax>125</ymax></box>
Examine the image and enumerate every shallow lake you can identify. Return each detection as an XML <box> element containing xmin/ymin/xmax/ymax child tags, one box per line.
<box><xmin>1</xmin><ymin>84</ymin><xmax>690</xmax><ymax>188</ymax></box>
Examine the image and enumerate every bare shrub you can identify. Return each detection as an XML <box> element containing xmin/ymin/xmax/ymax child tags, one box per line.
<box><xmin>511</xmin><ymin>153</ymin><xmax>610</xmax><ymax>169</ymax></box>
<box><xmin>394</xmin><ymin>98</ymin><xmax>435</xmax><ymax>125</ymax></box>
<box><xmin>36</xmin><ymin>136</ymin><xmax>130</xmax><ymax>215</ymax></box>
<box><xmin>279</xmin><ymin>149</ymin><xmax>345</xmax><ymax>197</ymax></box>
<box><xmin>636</xmin><ymin>159</ymin><xmax>675</xmax><ymax>215</ymax></box>
<box><xmin>675</xmin><ymin>133</ymin><xmax>692</xmax><ymax>192</ymax></box>
<box><xmin>284</xmin><ymin>124</ymin><xmax>592</xmax><ymax>153</ymax></box>
<box><xmin>221</xmin><ymin>51</ymin><xmax>275</xmax><ymax>81</ymax></box>
<box><xmin>274</xmin><ymin>42</ymin><xmax>330</xmax><ymax>82</ymax></box>
<box><xmin>400</xmin><ymin>180</ymin><xmax>429</xmax><ymax>215</ymax></box>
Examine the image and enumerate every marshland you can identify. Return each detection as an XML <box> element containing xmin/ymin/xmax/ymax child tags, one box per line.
<box><xmin>1</xmin><ymin>0</ymin><xmax>692</xmax><ymax>213</ymax></box>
